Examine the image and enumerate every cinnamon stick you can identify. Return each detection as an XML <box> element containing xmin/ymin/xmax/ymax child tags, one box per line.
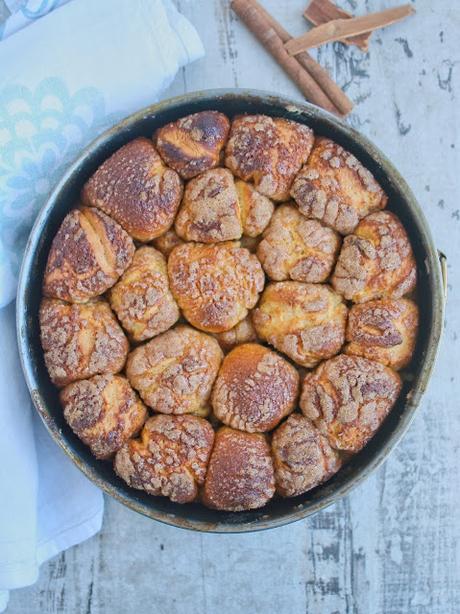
<box><xmin>230</xmin><ymin>0</ymin><xmax>345</xmax><ymax>116</ymax></box>
<box><xmin>286</xmin><ymin>4</ymin><xmax>415</xmax><ymax>55</ymax></box>
<box><xmin>304</xmin><ymin>0</ymin><xmax>371</xmax><ymax>52</ymax></box>
<box><xmin>248</xmin><ymin>0</ymin><xmax>353</xmax><ymax>116</ymax></box>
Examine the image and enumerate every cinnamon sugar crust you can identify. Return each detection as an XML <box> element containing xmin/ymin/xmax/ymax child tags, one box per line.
<box><xmin>225</xmin><ymin>114</ymin><xmax>314</xmax><ymax>201</ymax></box>
<box><xmin>332</xmin><ymin>211</ymin><xmax>417</xmax><ymax>303</ymax></box>
<box><xmin>271</xmin><ymin>414</ymin><xmax>342</xmax><ymax>497</ymax></box>
<box><xmin>211</xmin><ymin>343</ymin><xmax>299</xmax><ymax>432</ymax></box>
<box><xmin>154</xmin><ymin>111</ymin><xmax>230</xmax><ymax>179</ymax></box>
<box><xmin>82</xmin><ymin>137</ymin><xmax>183</xmax><ymax>242</ymax></box>
<box><xmin>40</xmin><ymin>298</ymin><xmax>129</xmax><ymax>387</ymax></box>
<box><xmin>252</xmin><ymin>281</ymin><xmax>348</xmax><ymax>368</ymax></box>
<box><xmin>345</xmin><ymin>298</ymin><xmax>419</xmax><ymax>369</ymax></box>
<box><xmin>300</xmin><ymin>354</ymin><xmax>402</xmax><ymax>453</ymax></box>
<box><xmin>109</xmin><ymin>246</ymin><xmax>179</xmax><ymax>342</ymax></box>
<box><xmin>175</xmin><ymin>168</ymin><xmax>242</xmax><ymax>243</ymax></box>
<box><xmin>290</xmin><ymin>137</ymin><xmax>387</xmax><ymax>234</ymax></box>
<box><xmin>126</xmin><ymin>325</ymin><xmax>223</xmax><ymax>415</ymax></box>
<box><xmin>212</xmin><ymin>316</ymin><xmax>259</xmax><ymax>352</ymax></box>
<box><xmin>202</xmin><ymin>427</ymin><xmax>275</xmax><ymax>511</ymax></box>
<box><xmin>152</xmin><ymin>228</ymin><xmax>184</xmax><ymax>257</ymax></box>
<box><xmin>235</xmin><ymin>179</ymin><xmax>275</xmax><ymax>237</ymax></box>
<box><xmin>257</xmin><ymin>203</ymin><xmax>340</xmax><ymax>282</ymax></box>
<box><xmin>168</xmin><ymin>241</ymin><xmax>265</xmax><ymax>333</ymax></box>
<box><xmin>114</xmin><ymin>414</ymin><xmax>215</xmax><ymax>503</ymax></box>
<box><xmin>43</xmin><ymin>207</ymin><xmax>134</xmax><ymax>303</ymax></box>
<box><xmin>61</xmin><ymin>374</ymin><xmax>147</xmax><ymax>459</ymax></box>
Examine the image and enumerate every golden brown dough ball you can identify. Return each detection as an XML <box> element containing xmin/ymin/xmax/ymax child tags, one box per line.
<box><xmin>331</xmin><ymin>211</ymin><xmax>417</xmax><ymax>303</ymax></box>
<box><xmin>114</xmin><ymin>415</ymin><xmax>215</xmax><ymax>503</ymax></box>
<box><xmin>225</xmin><ymin>114</ymin><xmax>314</xmax><ymax>201</ymax></box>
<box><xmin>151</xmin><ymin>228</ymin><xmax>184</xmax><ymax>257</ymax></box>
<box><xmin>109</xmin><ymin>246</ymin><xmax>179</xmax><ymax>342</ymax></box>
<box><xmin>252</xmin><ymin>281</ymin><xmax>347</xmax><ymax>368</ymax></box>
<box><xmin>300</xmin><ymin>354</ymin><xmax>401</xmax><ymax>453</ymax></box>
<box><xmin>82</xmin><ymin>137</ymin><xmax>183</xmax><ymax>242</ymax></box>
<box><xmin>211</xmin><ymin>343</ymin><xmax>299</xmax><ymax>432</ymax></box>
<box><xmin>345</xmin><ymin>298</ymin><xmax>419</xmax><ymax>370</ymax></box>
<box><xmin>212</xmin><ymin>316</ymin><xmax>258</xmax><ymax>352</ymax></box>
<box><xmin>60</xmin><ymin>374</ymin><xmax>147</xmax><ymax>459</ymax></box>
<box><xmin>257</xmin><ymin>203</ymin><xmax>340</xmax><ymax>282</ymax></box>
<box><xmin>126</xmin><ymin>325</ymin><xmax>223</xmax><ymax>415</ymax></box>
<box><xmin>154</xmin><ymin>111</ymin><xmax>230</xmax><ymax>179</ymax></box>
<box><xmin>175</xmin><ymin>168</ymin><xmax>242</xmax><ymax>243</ymax></box>
<box><xmin>39</xmin><ymin>299</ymin><xmax>129</xmax><ymax>387</ymax></box>
<box><xmin>168</xmin><ymin>242</ymin><xmax>265</xmax><ymax>333</ymax></box>
<box><xmin>290</xmin><ymin>137</ymin><xmax>387</xmax><ymax>234</ymax></box>
<box><xmin>202</xmin><ymin>427</ymin><xmax>275</xmax><ymax>511</ymax></box>
<box><xmin>43</xmin><ymin>207</ymin><xmax>134</xmax><ymax>303</ymax></box>
<box><xmin>235</xmin><ymin>179</ymin><xmax>275</xmax><ymax>237</ymax></box>
<box><xmin>271</xmin><ymin>414</ymin><xmax>342</xmax><ymax>497</ymax></box>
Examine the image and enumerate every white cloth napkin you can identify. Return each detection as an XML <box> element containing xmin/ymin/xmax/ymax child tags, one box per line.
<box><xmin>0</xmin><ymin>0</ymin><xmax>203</xmax><ymax>610</ymax></box>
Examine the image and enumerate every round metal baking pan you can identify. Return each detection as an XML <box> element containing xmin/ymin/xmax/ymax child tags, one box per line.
<box><xmin>16</xmin><ymin>89</ymin><xmax>446</xmax><ymax>532</ymax></box>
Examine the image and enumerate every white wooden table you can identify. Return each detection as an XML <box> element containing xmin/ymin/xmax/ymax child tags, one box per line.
<box><xmin>7</xmin><ymin>1</ymin><xmax>460</xmax><ymax>612</ymax></box>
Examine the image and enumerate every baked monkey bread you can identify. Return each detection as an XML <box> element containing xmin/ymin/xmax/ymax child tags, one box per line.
<box><xmin>290</xmin><ymin>137</ymin><xmax>387</xmax><ymax>234</ymax></box>
<box><xmin>43</xmin><ymin>207</ymin><xmax>134</xmax><ymax>303</ymax></box>
<box><xmin>257</xmin><ymin>203</ymin><xmax>340</xmax><ymax>283</ymax></box>
<box><xmin>202</xmin><ymin>427</ymin><xmax>275</xmax><ymax>511</ymax></box>
<box><xmin>40</xmin><ymin>109</ymin><xmax>418</xmax><ymax>513</ymax></box>
<box><xmin>109</xmin><ymin>246</ymin><xmax>179</xmax><ymax>342</ymax></box>
<box><xmin>271</xmin><ymin>414</ymin><xmax>342</xmax><ymax>497</ymax></box>
<box><xmin>115</xmin><ymin>414</ymin><xmax>215</xmax><ymax>504</ymax></box>
<box><xmin>126</xmin><ymin>326</ymin><xmax>223</xmax><ymax>416</ymax></box>
<box><xmin>154</xmin><ymin>110</ymin><xmax>230</xmax><ymax>179</ymax></box>
<box><xmin>252</xmin><ymin>281</ymin><xmax>347</xmax><ymax>367</ymax></box>
<box><xmin>82</xmin><ymin>137</ymin><xmax>183</xmax><ymax>242</ymax></box>
<box><xmin>225</xmin><ymin>114</ymin><xmax>314</xmax><ymax>201</ymax></box>
<box><xmin>211</xmin><ymin>343</ymin><xmax>299</xmax><ymax>432</ymax></box>
<box><xmin>60</xmin><ymin>374</ymin><xmax>147</xmax><ymax>459</ymax></box>
<box><xmin>40</xmin><ymin>298</ymin><xmax>129</xmax><ymax>387</ymax></box>
<box><xmin>168</xmin><ymin>241</ymin><xmax>265</xmax><ymax>333</ymax></box>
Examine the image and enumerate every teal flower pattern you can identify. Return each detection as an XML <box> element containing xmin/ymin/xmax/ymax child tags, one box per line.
<box><xmin>0</xmin><ymin>77</ymin><xmax>118</xmax><ymax>305</ymax></box>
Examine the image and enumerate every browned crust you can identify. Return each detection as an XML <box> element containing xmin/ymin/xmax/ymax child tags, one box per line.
<box><xmin>212</xmin><ymin>316</ymin><xmax>259</xmax><ymax>352</ymax></box>
<box><xmin>109</xmin><ymin>246</ymin><xmax>179</xmax><ymax>342</ymax></box>
<box><xmin>271</xmin><ymin>414</ymin><xmax>342</xmax><ymax>497</ymax></box>
<box><xmin>257</xmin><ymin>203</ymin><xmax>341</xmax><ymax>282</ymax></box>
<box><xmin>151</xmin><ymin>228</ymin><xmax>184</xmax><ymax>257</ymax></box>
<box><xmin>290</xmin><ymin>137</ymin><xmax>387</xmax><ymax>234</ymax></box>
<box><xmin>345</xmin><ymin>298</ymin><xmax>419</xmax><ymax>370</ymax></box>
<box><xmin>43</xmin><ymin>207</ymin><xmax>134</xmax><ymax>303</ymax></box>
<box><xmin>211</xmin><ymin>343</ymin><xmax>299</xmax><ymax>432</ymax></box>
<box><xmin>126</xmin><ymin>325</ymin><xmax>223</xmax><ymax>415</ymax></box>
<box><xmin>202</xmin><ymin>427</ymin><xmax>275</xmax><ymax>511</ymax></box>
<box><xmin>225</xmin><ymin>114</ymin><xmax>314</xmax><ymax>201</ymax></box>
<box><xmin>167</xmin><ymin>242</ymin><xmax>265</xmax><ymax>333</ymax></box>
<box><xmin>175</xmin><ymin>168</ymin><xmax>242</xmax><ymax>243</ymax></box>
<box><xmin>81</xmin><ymin>137</ymin><xmax>183</xmax><ymax>242</ymax></box>
<box><xmin>331</xmin><ymin>211</ymin><xmax>417</xmax><ymax>303</ymax></box>
<box><xmin>60</xmin><ymin>374</ymin><xmax>147</xmax><ymax>459</ymax></box>
<box><xmin>252</xmin><ymin>281</ymin><xmax>348</xmax><ymax>367</ymax></box>
<box><xmin>299</xmin><ymin>354</ymin><xmax>402</xmax><ymax>453</ymax></box>
<box><xmin>114</xmin><ymin>414</ymin><xmax>215</xmax><ymax>503</ymax></box>
<box><xmin>154</xmin><ymin>111</ymin><xmax>230</xmax><ymax>179</ymax></box>
<box><xmin>39</xmin><ymin>298</ymin><xmax>129</xmax><ymax>387</ymax></box>
<box><xmin>235</xmin><ymin>179</ymin><xmax>275</xmax><ymax>237</ymax></box>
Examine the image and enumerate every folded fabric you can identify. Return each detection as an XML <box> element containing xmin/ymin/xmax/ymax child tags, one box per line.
<box><xmin>0</xmin><ymin>0</ymin><xmax>204</xmax><ymax>307</ymax></box>
<box><xmin>0</xmin><ymin>0</ymin><xmax>204</xmax><ymax>610</ymax></box>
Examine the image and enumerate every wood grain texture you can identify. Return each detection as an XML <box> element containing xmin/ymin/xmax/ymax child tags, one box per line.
<box><xmin>7</xmin><ymin>1</ymin><xmax>460</xmax><ymax>612</ymax></box>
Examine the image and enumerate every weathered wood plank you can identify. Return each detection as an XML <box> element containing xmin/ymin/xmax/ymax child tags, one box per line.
<box><xmin>6</xmin><ymin>1</ymin><xmax>460</xmax><ymax>613</ymax></box>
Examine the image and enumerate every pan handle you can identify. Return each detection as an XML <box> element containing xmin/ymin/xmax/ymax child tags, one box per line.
<box><xmin>438</xmin><ymin>250</ymin><xmax>447</xmax><ymax>299</ymax></box>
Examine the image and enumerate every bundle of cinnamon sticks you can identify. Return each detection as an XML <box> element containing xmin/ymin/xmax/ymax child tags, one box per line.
<box><xmin>230</xmin><ymin>0</ymin><xmax>415</xmax><ymax>117</ymax></box>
